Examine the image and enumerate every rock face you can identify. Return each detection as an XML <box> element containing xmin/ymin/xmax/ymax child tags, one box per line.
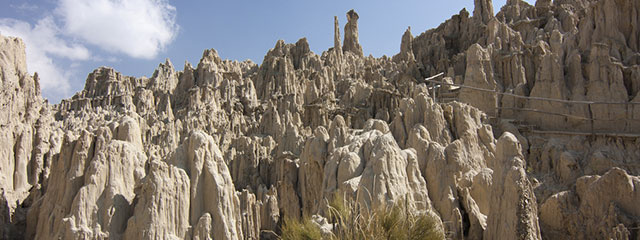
<box><xmin>179</xmin><ymin>131</ymin><xmax>244</xmax><ymax>240</ymax></box>
<box><xmin>474</xmin><ymin>0</ymin><xmax>494</xmax><ymax>23</ymax></box>
<box><xmin>539</xmin><ymin>168</ymin><xmax>640</xmax><ymax>239</ymax></box>
<box><xmin>317</xmin><ymin>119</ymin><xmax>432</xmax><ymax>214</ymax></box>
<box><xmin>333</xmin><ymin>16</ymin><xmax>342</xmax><ymax>53</ymax></box>
<box><xmin>1</xmin><ymin>1</ymin><xmax>640</xmax><ymax>239</ymax></box>
<box><xmin>530</xmin><ymin>135</ymin><xmax>640</xmax><ymax>239</ymax></box>
<box><xmin>28</xmin><ymin>122</ymin><xmax>147</xmax><ymax>239</ymax></box>
<box><xmin>459</xmin><ymin>44</ymin><xmax>500</xmax><ymax>116</ymax></box>
<box><xmin>484</xmin><ymin>133</ymin><xmax>541</xmax><ymax>240</ymax></box>
<box><xmin>414</xmin><ymin>0</ymin><xmax>640</xmax><ymax>133</ymax></box>
<box><xmin>123</xmin><ymin>160</ymin><xmax>190</xmax><ymax>240</ymax></box>
<box><xmin>393</xmin><ymin>27</ymin><xmax>415</xmax><ymax>62</ymax></box>
<box><xmin>0</xmin><ymin>35</ymin><xmax>50</xmax><ymax>239</ymax></box>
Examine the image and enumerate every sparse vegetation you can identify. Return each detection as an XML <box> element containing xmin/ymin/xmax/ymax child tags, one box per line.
<box><xmin>280</xmin><ymin>194</ymin><xmax>445</xmax><ymax>240</ymax></box>
<box><xmin>280</xmin><ymin>217</ymin><xmax>324</xmax><ymax>240</ymax></box>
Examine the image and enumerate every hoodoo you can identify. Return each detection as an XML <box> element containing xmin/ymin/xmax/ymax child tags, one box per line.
<box><xmin>343</xmin><ymin>9</ymin><xmax>363</xmax><ymax>57</ymax></box>
<box><xmin>1</xmin><ymin>1</ymin><xmax>639</xmax><ymax>239</ymax></box>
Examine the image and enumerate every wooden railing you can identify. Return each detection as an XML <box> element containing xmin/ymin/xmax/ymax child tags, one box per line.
<box><xmin>423</xmin><ymin>74</ymin><xmax>640</xmax><ymax>138</ymax></box>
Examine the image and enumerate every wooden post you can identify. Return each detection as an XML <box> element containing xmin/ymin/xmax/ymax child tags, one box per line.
<box><xmin>432</xmin><ymin>84</ymin><xmax>437</xmax><ymax>103</ymax></box>
<box><xmin>625</xmin><ymin>102</ymin><xmax>630</xmax><ymax>132</ymax></box>
<box><xmin>588</xmin><ymin>103</ymin><xmax>594</xmax><ymax>135</ymax></box>
<box><xmin>439</xmin><ymin>82</ymin><xmax>443</xmax><ymax>103</ymax></box>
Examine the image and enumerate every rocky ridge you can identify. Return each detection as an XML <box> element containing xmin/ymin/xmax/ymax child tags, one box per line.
<box><xmin>0</xmin><ymin>1</ymin><xmax>639</xmax><ymax>239</ymax></box>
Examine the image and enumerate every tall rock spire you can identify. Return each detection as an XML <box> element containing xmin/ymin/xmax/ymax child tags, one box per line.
<box><xmin>474</xmin><ymin>0</ymin><xmax>494</xmax><ymax>24</ymax></box>
<box><xmin>393</xmin><ymin>27</ymin><xmax>415</xmax><ymax>62</ymax></box>
<box><xmin>334</xmin><ymin>16</ymin><xmax>342</xmax><ymax>53</ymax></box>
<box><xmin>343</xmin><ymin>9</ymin><xmax>363</xmax><ymax>57</ymax></box>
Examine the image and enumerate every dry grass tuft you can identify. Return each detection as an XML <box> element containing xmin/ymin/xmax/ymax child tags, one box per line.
<box><xmin>280</xmin><ymin>194</ymin><xmax>445</xmax><ymax>240</ymax></box>
<box><xmin>280</xmin><ymin>217</ymin><xmax>324</xmax><ymax>240</ymax></box>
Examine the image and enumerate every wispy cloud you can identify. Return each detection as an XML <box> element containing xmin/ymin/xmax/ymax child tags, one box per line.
<box><xmin>10</xmin><ymin>3</ymin><xmax>39</xmax><ymax>12</ymax></box>
<box><xmin>56</xmin><ymin>0</ymin><xmax>179</xmax><ymax>59</ymax></box>
<box><xmin>0</xmin><ymin>0</ymin><xmax>180</xmax><ymax>102</ymax></box>
<box><xmin>0</xmin><ymin>17</ymin><xmax>90</xmax><ymax>101</ymax></box>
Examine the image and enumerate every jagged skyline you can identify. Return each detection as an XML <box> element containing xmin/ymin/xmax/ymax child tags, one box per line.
<box><xmin>1</xmin><ymin>0</ymin><xmax>639</xmax><ymax>239</ymax></box>
<box><xmin>0</xmin><ymin>0</ymin><xmax>532</xmax><ymax>103</ymax></box>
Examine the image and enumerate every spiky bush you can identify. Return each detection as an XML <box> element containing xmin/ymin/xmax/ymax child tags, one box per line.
<box><xmin>280</xmin><ymin>217</ymin><xmax>324</xmax><ymax>240</ymax></box>
<box><xmin>281</xmin><ymin>194</ymin><xmax>445</xmax><ymax>240</ymax></box>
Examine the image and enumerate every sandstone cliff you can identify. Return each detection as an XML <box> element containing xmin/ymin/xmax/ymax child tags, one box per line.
<box><xmin>1</xmin><ymin>0</ymin><xmax>639</xmax><ymax>239</ymax></box>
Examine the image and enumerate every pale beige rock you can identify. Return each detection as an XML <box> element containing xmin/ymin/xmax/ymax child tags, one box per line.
<box><xmin>29</xmin><ymin>129</ymin><xmax>147</xmax><ymax>240</ymax></box>
<box><xmin>585</xmin><ymin>43</ymin><xmax>628</xmax><ymax>131</ymax></box>
<box><xmin>413</xmin><ymin>0</ymin><xmax>640</xmax><ymax>134</ymax></box>
<box><xmin>28</xmin><ymin>130</ymin><xmax>93</xmax><ymax>240</ymax></box>
<box><xmin>123</xmin><ymin>160</ymin><xmax>190</xmax><ymax>240</ymax></box>
<box><xmin>298</xmin><ymin>127</ymin><xmax>329</xmax><ymax>216</ymax></box>
<box><xmin>578</xmin><ymin>0</ymin><xmax>640</xmax><ymax>53</ymax></box>
<box><xmin>526</xmin><ymin>40</ymin><xmax>569</xmax><ymax>130</ymax></box>
<box><xmin>3</xmin><ymin>3</ymin><xmax>640</xmax><ymax>239</ymax></box>
<box><xmin>116</xmin><ymin>117</ymin><xmax>143</xmax><ymax>148</ymax></box>
<box><xmin>460</xmin><ymin>44</ymin><xmax>500</xmax><ymax>116</ymax></box>
<box><xmin>539</xmin><ymin>168</ymin><xmax>640</xmax><ymax>239</ymax></box>
<box><xmin>333</xmin><ymin>16</ymin><xmax>342</xmax><ymax>53</ymax></box>
<box><xmin>192</xmin><ymin>213</ymin><xmax>213</xmax><ymax>240</ymax></box>
<box><xmin>228</xmin><ymin>136</ymin><xmax>274</xmax><ymax>191</ymax></box>
<box><xmin>459</xmin><ymin>187</ymin><xmax>487</xmax><ymax>240</ymax></box>
<box><xmin>276</xmin><ymin>156</ymin><xmax>301</xmax><ymax>219</ymax></box>
<box><xmin>412</xmin><ymin>8</ymin><xmax>481</xmax><ymax>76</ymax></box>
<box><xmin>319</xmin><ymin>119</ymin><xmax>434</xmax><ymax>216</ymax></box>
<box><xmin>176</xmin><ymin>131</ymin><xmax>243</xmax><ymax>240</ymax></box>
<box><xmin>484</xmin><ymin>133</ymin><xmax>541</xmax><ymax>240</ymax></box>
<box><xmin>578</xmin><ymin>168</ymin><xmax>640</xmax><ymax>230</ymax></box>
<box><xmin>238</xmin><ymin>190</ymin><xmax>260</xmax><ymax>240</ymax></box>
<box><xmin>0</xmin><ymin>35</ymin><xmax>48</xmax><ymax>236</ymax></box>
<box><xmin>393</xmin><ymin>27</ymin><xmax>415</xmax><ymax>62</ymax></box>
<box><xmin>355</xmin><ymin>131</ymin><xmax>431</xmax><ymax>212</ymax></box>
<box><xmin>391</xmin><ymin>93</ymin><xmax>498</xmax><ymax>239</ymax></box>
<box><xmin>474</xmin><ymin>0</ymin><xmax>495</xmax><ymax>24</ymax></box>
<box><xmin>470</xmin><ymin>168</ymin><xmax>493</xmax><ymax>215</ymax></box>
<box><xmin>257</xmin><ymin>185</ymin><xmax>279</xmax><ymax>231</ymax></box>
<box><xmin>62</xmin><ymin>140</ymin><xmax>145</xmax><ymax>239</ymax></box>
<box><xmin>343</xmin><ymin>9</ymin><xmax>364</xmax><ymax>57</ymax></box>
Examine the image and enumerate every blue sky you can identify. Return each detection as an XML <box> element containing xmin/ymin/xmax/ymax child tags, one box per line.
<box><xmin>0</xmin><ymin>0</ymin><xmax>531</xmax><ymax>103</ymax></box>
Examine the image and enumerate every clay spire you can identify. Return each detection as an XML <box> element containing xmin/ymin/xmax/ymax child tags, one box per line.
<box><xmin>334</xmin><ymin>16</ymin><xmax>342</xmax><ymax>52</ymax></box>
<box><xmin>343</xmin><ymin>9</ymin><xmax>363</xmax><ymax>57</ymax></box>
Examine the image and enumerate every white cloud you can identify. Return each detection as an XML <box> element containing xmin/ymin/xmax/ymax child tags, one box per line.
<box><xmin>30</xmin><ymin>17</ymin><xmax>90</xmax><ymax>60</ymax></box>
<box><xmin>0</xmin><ymin>0</ymin><xmax>180</xmax><ymax>102</ymax></box>
<box><xmin>56</xmin><ymin>0</ymin><xmax>179</xmax><ymax>59</ymax></box>
<box><xmin>0</xmin><ymin>17</ymin><xmax>90</xmax><ymax>101</ymax></box>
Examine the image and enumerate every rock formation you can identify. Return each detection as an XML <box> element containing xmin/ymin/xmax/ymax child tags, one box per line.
<box><xmin>0</xmin><ymin>35</ymin><xmax>50</xmax><ymax>239</ymax></box>
<box><xmin>484</xmin><ymin>133</ymin><xmax>541</xmax><ymax>240</ymax></box>
<box><xmin>474</xmin><ymin>0</ymin><xmax>494</xmax><ymax>24</ymax></box>
<box><xmin>393</xmin><ymin>27</ymin><xmax>415</xmax><ymax>63</ymax></box>
<box><xmin>343</xmin><ymin>9</ymin><xmax>364</xmax><ymax>57</ymax></box>
<box><xmin>0</xmin><ymin>1</ymin><xmax>639</xmax><ymax>239</ymax></box>
<box><xmin>333</xmin><ymin>16</ymin><xmax>342</xmax><ymax>53</ymax></box>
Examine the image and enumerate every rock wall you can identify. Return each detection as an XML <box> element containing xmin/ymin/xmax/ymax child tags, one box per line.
<box><xmin>414</xmin><ymin>0</ymin><xmax>640</xmax><ymax>133</ymax></box>
<box><xmin>0</xmin><ymin>1</ymin><xmax>639</xmax><ymax>239</ymax></box>
<box><xmin>0</xmin><ymin>35</ymin><xmax>52</xmax><ymax>239</ymax></box>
